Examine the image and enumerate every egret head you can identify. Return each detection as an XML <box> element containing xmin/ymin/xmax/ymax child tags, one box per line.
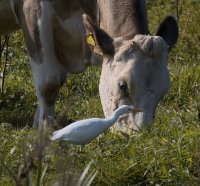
<box><xmin>83</xmin><ymin>14</ymin><xmax>178</xmax><ymax>133</ymax></box>
<box><xmin>115</xmin><ymin>105</ymin><xmax>142</xmax><ymax>115</ymax></box>
<box><xmin>111</xmin><ymin>105</ymin><xmax>142</xmax><ymax>127</ymax></box>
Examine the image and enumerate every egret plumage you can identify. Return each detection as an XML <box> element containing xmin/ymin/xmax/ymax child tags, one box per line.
<box><xmin>50</xmin><ymin>105</ymin><xmax>142</xmax><ymax>146</ymax></box>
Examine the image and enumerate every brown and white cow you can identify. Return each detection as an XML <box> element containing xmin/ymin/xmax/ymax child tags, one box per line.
<box><xmin>0</xmin><ymin>0</ymin><xmax>178</xmax><ymax>132</ymax></box>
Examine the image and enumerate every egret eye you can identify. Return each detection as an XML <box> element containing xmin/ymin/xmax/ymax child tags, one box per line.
<box><xmin>118</xmin><ymin>81</ymin><xmax>129</xmax><ymax>96</ymax></box>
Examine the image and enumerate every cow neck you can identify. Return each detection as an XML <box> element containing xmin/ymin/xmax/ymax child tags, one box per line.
<box><xmin>97</xmin><ymin>0</ymin><xmax>149</xmax><ymax>38</ymax></box>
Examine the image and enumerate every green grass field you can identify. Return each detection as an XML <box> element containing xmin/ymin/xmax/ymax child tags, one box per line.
<box><xmin>0</xmin><ymin>1</ymin><xmax>200</xmax><ymax>185</ymax></box>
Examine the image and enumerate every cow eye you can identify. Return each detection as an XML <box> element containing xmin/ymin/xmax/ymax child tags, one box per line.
<box><xmin>118</xmin><ymin>81</ymin><xmax>129</xmax><ymax>96</ymax></box>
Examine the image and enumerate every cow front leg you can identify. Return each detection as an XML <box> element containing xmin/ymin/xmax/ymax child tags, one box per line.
<box><xmin>13</xmin><ymin>0</ymin><xmax>67</xmax><ymax>129</ymax></box>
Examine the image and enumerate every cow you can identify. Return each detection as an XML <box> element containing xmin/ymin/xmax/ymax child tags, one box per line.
<box><xmin>0</xmin><ymin>0</ymin><xmax>178</xmax><ymax>132</ymax></box>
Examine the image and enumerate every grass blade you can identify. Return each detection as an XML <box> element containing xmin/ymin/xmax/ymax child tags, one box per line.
<box><xmin>77</xmin><ymin>160</ymin><xmax>94</xmax><ymax>186</ymax></box>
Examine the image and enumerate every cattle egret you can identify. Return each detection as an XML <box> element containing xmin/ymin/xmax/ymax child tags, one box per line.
<box><xmin>50</xmin><ymin>105</ymin><xmax>142</xmax><ymax>147</ymax></box>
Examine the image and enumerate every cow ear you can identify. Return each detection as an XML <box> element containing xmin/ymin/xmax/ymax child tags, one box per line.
<box><xmin>82</xmin><ymin>14</ymin><xmax>115</xmax><ymax>56</ymax></box>
<box><xmin>156</xmin><ymin>16</ymin><xmax>179</xmax><ymax>53</ymax></box>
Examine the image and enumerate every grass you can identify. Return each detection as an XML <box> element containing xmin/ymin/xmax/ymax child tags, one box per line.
<box><xmin>0</xmin><ymin>0</ymin><xmax>200</xmax><ymax>185</ymax></box>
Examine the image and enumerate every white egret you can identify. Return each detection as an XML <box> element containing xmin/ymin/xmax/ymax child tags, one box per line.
<box><xmin>50</xmin><ymin>105</ymin><xmax>142</xmax><ymax>147</ymax></box>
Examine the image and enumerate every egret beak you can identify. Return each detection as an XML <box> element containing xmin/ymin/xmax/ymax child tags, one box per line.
<box><xmin>129</xmin><ymin>107</ymin><xmax>143</xmax><ymax>112</ymax></box>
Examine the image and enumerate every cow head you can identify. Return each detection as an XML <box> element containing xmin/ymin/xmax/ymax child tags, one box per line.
<box><xmin>83</xmin><ymin>14</ymin><xmax>178</xmax><ymax>132</ymax></box>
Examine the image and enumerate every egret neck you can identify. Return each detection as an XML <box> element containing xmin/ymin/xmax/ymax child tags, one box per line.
<box><xmin>104</xmin><ymin>107</ymin><xmax>129</xmax><ymax>127</ymax></box>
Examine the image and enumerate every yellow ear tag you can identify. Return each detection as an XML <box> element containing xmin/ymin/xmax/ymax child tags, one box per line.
<box><xmin>87</xmin><ymin>33</ymin><xmax>95</xmax><ymax>46</ymax></box>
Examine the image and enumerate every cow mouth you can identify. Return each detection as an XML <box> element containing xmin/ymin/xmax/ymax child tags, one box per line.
<box><xmin>111</xmin><ymin>105</ymin><xmax>154</xmax><ymax>133</ymax></box>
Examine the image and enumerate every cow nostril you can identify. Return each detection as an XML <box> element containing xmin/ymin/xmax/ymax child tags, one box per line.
<box><xmin>153</xmin><ymin>115</ymin><xmax>155</xmax><ymax>119</ymax></box>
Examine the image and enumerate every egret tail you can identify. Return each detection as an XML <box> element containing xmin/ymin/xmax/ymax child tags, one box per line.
<box><xmin>50</xmin><ymin>130</ymin><xmax>62</xmax><ymax>140</ymax></box>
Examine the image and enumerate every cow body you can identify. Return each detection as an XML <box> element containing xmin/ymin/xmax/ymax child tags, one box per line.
<box><xmin>0</xmin><ymin>0</ymin><xmax>178</xmax><ymax>132</ymax></box>
<box><xmin>0</xmin><ymin>0</ymin><xmax>19</xmax><ymax>34</ymax></box>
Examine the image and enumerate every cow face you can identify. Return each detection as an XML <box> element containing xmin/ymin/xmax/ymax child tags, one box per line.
<box><xmin>83</xmin><ymin>14</ymin><xmax>178</xmax><ymax>132</ymax></box>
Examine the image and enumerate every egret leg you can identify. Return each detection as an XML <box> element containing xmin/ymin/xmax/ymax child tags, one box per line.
<box><xmin>80</xmin><ymin>145</ymin><xmax>85</xmax><ymax>152</ymax></box>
